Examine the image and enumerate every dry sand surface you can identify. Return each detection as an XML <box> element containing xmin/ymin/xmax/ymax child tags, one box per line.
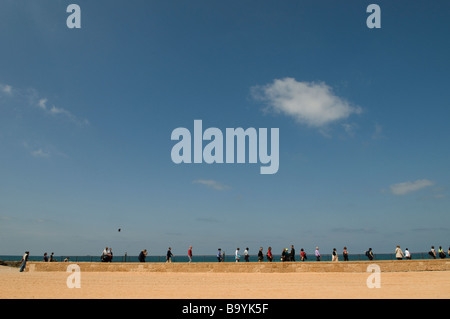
<box><xmin>1</xmin><ymin>266</ymin><xmax>449</xmax><ymax>299</ymax></box>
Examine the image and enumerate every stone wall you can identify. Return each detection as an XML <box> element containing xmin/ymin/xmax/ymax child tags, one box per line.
<box><xmin>25</xmin><ymin>259</ymin><xmax>450</xmax><ymax>273</ymax></box>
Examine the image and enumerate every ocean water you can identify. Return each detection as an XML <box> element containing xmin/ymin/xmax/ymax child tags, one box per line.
<box><xmin>0</xmin><ymin>252</ymin><xmax>440</xmax><ymax>263</ymax></box>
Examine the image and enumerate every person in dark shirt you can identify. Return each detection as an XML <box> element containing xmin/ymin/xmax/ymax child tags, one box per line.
<box><xmin>343</xmin><ymin>247</ymin><xmax>349</xmax><ymax>261</ymax></box>
<box><xmin>166</xmin><ymin>247</ymin><xmax>174</xmax><ymax>263</ymax></box>
<box><xmin>290</xmin><ymin>245</ymin><xmax>296</xmax><ymax>262</ymax></box>
<box><xmin>258</xmin><ymin>247</ymin><xmax>264</xmax><ymax>262</ymax></box>
<box><xmin>138</xmin><ymin>249</ymin><xmax>148</xmax><ymax>262</ymax></box>
<box><xmin>217</xmin><ymin>249</ymin><xmax>222</xmax><ymax>262</ymax></box>
<box><xmin>366</xmin><ymin>248</ymin><xmax>374</xmax><ymax>260</ymax></box>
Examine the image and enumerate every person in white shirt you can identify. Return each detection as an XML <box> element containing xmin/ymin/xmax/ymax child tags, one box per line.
<box><xmin>235</xmin><ymin>248</ymin><xmax>240</xmax><ymax>262</ymax></box>
<box><xmin>19</xmin><ymin>251</ymin><xmax>29</xmax><ymax>272</ymax></box>
<box><xmin>244</xmin><ymin>248</ymin><xmax>249</xmax><ymax>262</ymax></box>
<box><xmin>405</xmin><ymin>248</ymin><xmax>411</xmax><ymax>260</ymax></box>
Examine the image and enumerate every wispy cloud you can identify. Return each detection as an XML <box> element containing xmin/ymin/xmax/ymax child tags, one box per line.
<box><xmin>36</xmin><ymin>97</ymin><xmax>89</xmax><ymax>126</ymax></box>
<box><xmin>0</xmin><ymin>83</ymin><xmax>13</xmax><ymax>95</ymax></box>
<box><xmin>251</xmin><ymin>78</ymin><xmax>362</xmax><ymax>129</ymax></box>
<box><xmin>1</xmin><ymin>82</ymin><xmax>89</xmax><ymax>126</ymax></box>
<box><xmin>23</xmin><ymin>141</ymin><xmax>68</xmax><ymax>159</ymax></box>
<box><xmin>30</xmin><ymin>148</ymin><xmax>50</xmax><ymax>158</ymax></box>
<box><xmin>192</xmin><ymin>179</ymin><xmax>230</xmax><ymax>191</ymax></box>
<box><xmin>372</xmin><ymin>123</ymin><xmax>384</xmax><ymax>140</ymax></box>
<box><xmin>390</xmin><ymin>179</ymin><xmax>434</xmax><ymax>195</ymax></box>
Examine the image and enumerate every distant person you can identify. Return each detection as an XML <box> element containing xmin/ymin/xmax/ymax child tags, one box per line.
<box><xmin>217</xmin><ymin>249</ymin><xmax>222</xmax><ymax>262</ymax></box>
<box><xmin>109</xmin><ymin>248</ymin><xmax>113</xmax><ymax>262</ymax></box>
<box><xmin>49</xmin><ymin>252</ymin><xmax>56</xmax><ymax>262</ymax></box>
<box><xmin>300</xmin><ymin>249</ymin><xmax>307</xmax><ymax>261</ymax></box>
<box><xmin>281</xmin><ymin>248</ymin><xmax>286</xmax><ymax>262</ymax></box>
<box><xmin>138</xmin><ymin>249</ymin><xmax>148</xmax><ymax>262</ymax></box>
<box><xmin>258</xmin><ymin>247</ymin><xmax>264</xmax><ymax>262</ymax></box>
<box><xmin>365</xmin><ymin>248</ymin><xmax>374</xmax><ymax>260</ymax></box>
<box><xmin>64</xmin><ymin>257</ymin><xmax>70</xmax><ymax>262</ymax></box>
<box><xmin>405</xmin><ymin>248</ymin><xmax>411</xmax><ymax>260</ymax></box>
<box><xmin>166</xmin><ymin>247</ymin><xmax>174</xmax><ymax>263</ymax></box>
<box><xmin>290</xmin><ymin>245</ymin><xmax>296</xmax><ymax>262</ymax></box>
<box><xmin>101</xmin><ymin>247</ymin><xmax>111</xmax><ymax>262</ymax></box>
<box><xmin>188</xmin><ymin>246</ymin><xmax>193</xmax><ymax>263</ymax></box>
<box><xmin>19</xmin><ymin>251</ymin><xmax>29</xmax><ymax>272</ymax></box>
<box><xmin>438</xmin><ymin>246</ymin><xmax>446</xmax><ymax>259</ymax></box>
<box><xmin>428</xmin><ymin>246</ymin><xmax>436</xmax><ymax>259</ymax></box>
<box><xmin>343</xmin><ymin>247</ymin><xmax>349</xmax><ymax>261</ymax></box>
<box><xmin>332</xmin><ymin>248</ymin><xmax>338</xmax><ymax>262</ymax></box>
<box><xmin>43</xmin><ymin>252</ymin><xmax>49</xmax><ymax>262</ymax></box>
<box><xmin>244</xmin><ymin>248</ymin><xmax>250</xmax><ymax>262</ymax></box>
<box><xmin>315</xmin><ymin>247</ymin><xmax>321</xmax><ymax>261</ymax></box>
<box><xmin>235</xmin><ymin>248</ymin><xmax>240</xmax><ymax>262</ymax></box>
<box><xmin>266</xmin><ymin>247</ymin><xmax>273</xmax><ymax>262</ymax></box>
<box><xmin>221</xmin><ymin>250</ymin><xmax>226</xmax><ymax>262</ymax></box>
<box><xmin>395</xmin><ymin>245</ymin><xmax>404</xmax><ymax>260</ymax></box>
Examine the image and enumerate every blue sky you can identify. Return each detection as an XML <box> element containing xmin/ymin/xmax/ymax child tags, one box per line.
<box><xmin>1</xmin><ymin>0</ymin><xmax>449</xmax><ymax>257</ymax></box>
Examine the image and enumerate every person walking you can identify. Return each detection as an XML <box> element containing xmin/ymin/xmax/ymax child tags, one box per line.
<box><xmin>343</xmin><ymin>247</ymin><xmax>349</xmax><ymax>261</ymax></box>
<box><xmin>109</xmin><ymin>247</ymin><xmax>113</xmax><ymax>262</ymax></box>
<box><xmin>101</xmin><ymin>247</ymin><xmax>111</xmax><ymax>262</ymax></box>
<box><xmin>332</xmin><ymin>248</ymin><xmax>338</xmax><ymax>262</ymax></box>
<box><xmin>428</xmin><ymin>246</ymin><xmax>436</xmax><ymax>259</ymax></box>
<box><xmin>315</xmin><ymin>247</ymin><xmax>321</xmax><ymax>261</ymax></box>
<box><xmin>138</xmin><ymin>249</ymin><xmax>148</xmax><ymax>262</ymax></box>
<box><xmin>266</xmin><ymin>247</ymin><xmax>273</xmax><ymax>262</ymax></box>
<box><xmin>405</xmin><ymin>248</ymin><xmax>411</xmax><ymax>260</ymax></box>
<box><xmin>395</xmin><ymin>245</ymin><xmax>404</xmax><ymax>260</ymax></box>
<box><xmin>244</xmin><ymin>248</ymin><xmax>250</xmax><ymax>262</ymax></box>
<box><xmin>258</xmin><ymin>247</ymin><xmax>264</xmax><ymax>262</ymax></box>
<box><xmin>188</xmin><ymin>246</ymin><xmax>193</xmax><ymax>263</ymax></box>
<box><xmin>217</xmin><ymin>249</ymin><xmax>222</xmax><ymax>262</ymax></box>
<box><xmin>19</xmin><ymin>251</ymin><xmax>29</xmax><ymax>272</ymax></box>
<box><xmin>438</xmin><ymin>246</ymin><xmax>446</xmax><ymax>259</ymax></box>
<box><xmin>166</xmin><ymin>247</ymin><xmax>174</xmax><ymax>263</ymax></box>
<box><xmin>235</xmin><ymin>248</ymin><xmax>240</xmax><ymax>262</ymax></box>
<box><xmin>365</xmin><ymin>248</ymin><xmax>374</xmax><ymax>260</ymax></box>
<box><xmin>300</xmin><ymin>248</ymin><xmax>307</xmax><ymax>261</ymax></box>
<box><xmin>290</xmin><ymin>245</ymin><xmax>296</xmax><ymax>262</ymax></box>
<box><xmin>281</xmin><ymin>248</ymin><xmax>287</xmax><ymax>262</ymax></box>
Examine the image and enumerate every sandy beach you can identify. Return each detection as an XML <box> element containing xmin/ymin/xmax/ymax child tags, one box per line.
<box><xmin>1</xmin><ymin>265</ymin><xmax>449</xmax><ymax>299</ymax></box>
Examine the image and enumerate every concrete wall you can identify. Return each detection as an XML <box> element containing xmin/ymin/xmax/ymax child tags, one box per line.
<box><xmin>26</xmin><ymin>259</ymin><xmax>450</xmax><ymax>273</ymax></box>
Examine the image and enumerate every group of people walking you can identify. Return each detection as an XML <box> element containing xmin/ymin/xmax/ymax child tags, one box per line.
<box><xmin>15</xmin><ymin>244</ymin><xmax>449</xmax><ymax>272</ymax></box>
<box><xmin>135</xmin><ymin>244</ymin><xmax>450</xmax><ymax>263</ymax></box>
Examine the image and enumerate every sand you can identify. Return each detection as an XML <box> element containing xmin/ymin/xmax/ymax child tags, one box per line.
<box><xmin>0</xmin><ymin>265</ymin><xmax>449</xmax><ymax>299</ymax></box>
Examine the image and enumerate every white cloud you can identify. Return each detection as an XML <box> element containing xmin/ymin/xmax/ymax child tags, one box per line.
<box><xmin>0</xmin><ymin>84</ymin><xmax>13</xmax><ymax>95</ymax></box>
<box><xmin>251</xmin><ymin>78</ymin><xmax>361</xmax><ymax>128</ymax></box>
<box><xmin>390</xmin><ymin>179</ymin><xmax>434</xmax><ymax>195</ymax></box>
<box><xmin>35</xmin><ymin>98</ymin><xmax>89</xmax><ymax>126</ymax></box>
<box><xmin>193</xmin><ymin>179</ymin><xmax>230</xmax><ymax>191</ymax></box>
<box><xmin>38</xmin><ymin>98</ymin><xmax>47</xmax><ymax>109</ymax></box>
